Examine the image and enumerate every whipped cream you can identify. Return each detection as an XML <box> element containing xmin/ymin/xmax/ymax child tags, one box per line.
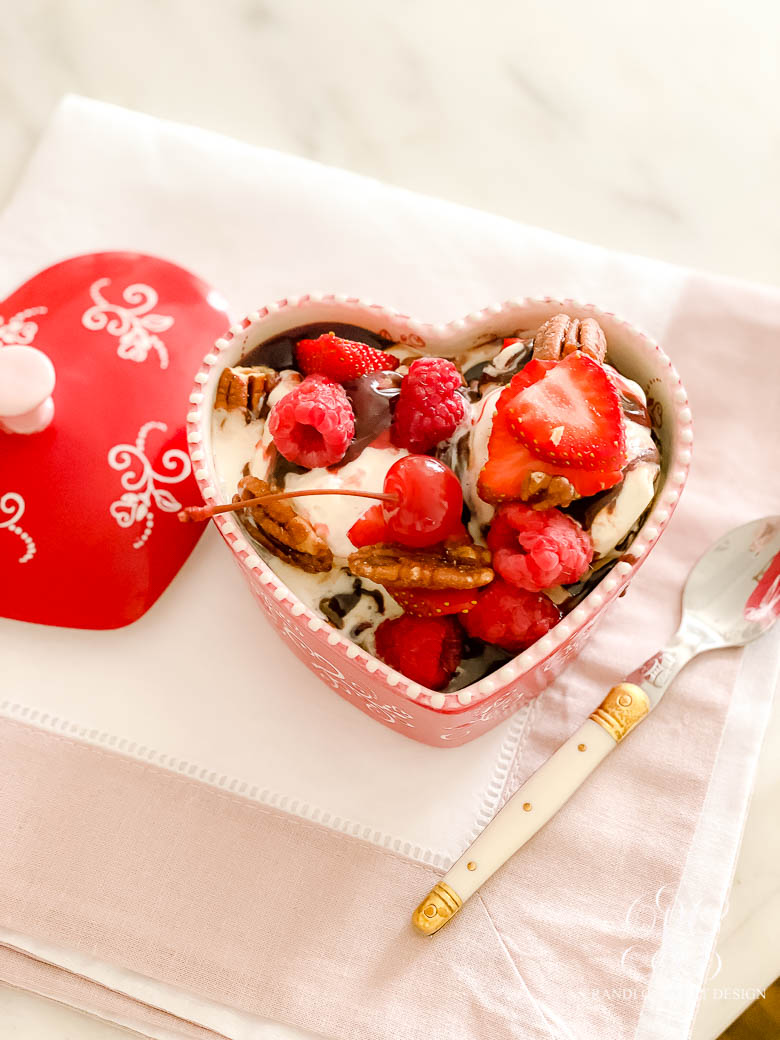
<box><xmin>283</xmin><ymin>444</ymin><xmax>408</xmax><ymax>559</ymax></box>
<box><xmin>463</xmin><ymin>388</ymin><xmax>501</xmax><ymax>534</ymax></box>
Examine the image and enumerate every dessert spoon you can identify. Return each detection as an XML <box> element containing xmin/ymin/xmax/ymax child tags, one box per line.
<box><xmin>412</xmin><ymin>515</ymin><xmax>780</xmax><ymax>935</ymax></box>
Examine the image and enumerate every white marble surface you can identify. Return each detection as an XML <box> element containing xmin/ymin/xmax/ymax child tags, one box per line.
<box><xmin>0</xmin><ymin>1</ymin><xmax>778</xmax><ymax>1038</ymax></box>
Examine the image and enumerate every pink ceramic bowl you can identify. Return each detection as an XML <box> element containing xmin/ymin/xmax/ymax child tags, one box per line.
<box><xmin>187</xmin><ymin>296</ymin><xmax>691</xmax><ymax>747</ymax></box>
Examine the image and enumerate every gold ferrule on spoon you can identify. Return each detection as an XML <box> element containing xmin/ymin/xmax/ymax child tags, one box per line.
<box><xmin>412</xmin><ymin>882</ymin><xmax>463</xmax><ymax>936</ymax></box>
<box><xmin>589</xmin><ymin>683</ymin><xmax>650</xmax><ymax>742</ymax></box>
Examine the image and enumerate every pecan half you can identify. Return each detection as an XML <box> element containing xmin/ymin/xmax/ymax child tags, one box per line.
<box><xmin>521</xmin><ymin>471</ymin><xmax>578</xmax><ymax>510</ymax></box>
<box><xmin>215</xmin><ymin>366</ymin><xmax>279</xmax><ymax>415</ymax></box>
<box><xmin>348</xmin><ymin>538</ymin><xmax>493</xmax><ymax>590</ymax></box>
<box><xmin>532</xmin><ymin>314</ymin><xmax>607</xmax><ymax>364</ymax></box>
<box><xmin>234</xmin><ymin>476</ymin><xmax>333</xmax><ymax>574</ymax></box>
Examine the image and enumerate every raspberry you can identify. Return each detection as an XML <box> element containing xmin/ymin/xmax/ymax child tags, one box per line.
<box><xmin>461</xmin><ymin>578</ymin><xmax>561</xmax><ymax>653</ymax></box>
<box><xmin>374</xmin><ymin>614</ymin><xmax>462</xmax><ymax>690</ymax></box>
<box><xmin>391</xmin><ymin>357</ymin><xmax>466</xmax><ymax>453</ymax></box>
<box><xmin>296</xmin><ymin>333</ymin><xmax>399</xmax><ymax>383</ymax></box>
<box><xmin>267</xmin><ymin>374</ymin><xmax>355</xmax><ymax>469</ymax></box>
<box><xmin>487</xmin><ymin>503</ymin><xmax>593</xmax><ymax>591</ymax></box>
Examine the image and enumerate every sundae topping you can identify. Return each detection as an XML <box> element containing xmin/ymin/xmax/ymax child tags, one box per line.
<box><xmin>391</xmin><ymin>357</ymin><xmax>466</xmax><ymax>453</ymax></box>
<box><xmin>215</xmin><ymin>365</ymin><xmax>278</xmax><ymax>415</ymax></box>
<box><xmin>478</xmin><ymin>362</ymin><xmax>625</xmax><ymax>508</ymax></box>
<box><xmin>588</xmin><ymin>464</ymin><xmax>658</xmax><ymax>558</ymax></box>
<box><xmin>461</xmin><ymin>578</ymin><xmax>561</xmax><ymax>652</ymax></box>
<box><xmin>381</xmin><ymin>455</ymin><xmax>463</xmax><ymax>548</ymax></box>
<box><xmin>296</xmin><ymin>331</ymin><xmax>399</xmax><ymax>383</ymax></box>
<box><xmin>487</xmin><ymin>502</ymin><xmax>593</xmax><ymax>592</ymax></box>
<box><xmin>233</xmin><ymin>476</ymin><xmax>333</xmax><ymax>573</ymax></box>
<box><xmin>518</xmin><ymin>471</ymin><xmax>579</xmax><ymax>509</ymax></box>
<box><xmin>375</xmin><ymin>614</ymin><xmax>462</xmax><ymax>690</ymax></box>
<box><xmin>341</xmin><ymin>370</ymin><xmax>402</xmax><ymax>464</ymax></box>
<box><xmin>348</xmin><ymin>502</ymin><xmax>390</xmax><ymax>547</ymax></box>
<box><xmin>385</xmin><ymin>585</ymin><xmax>479</xmax><ymax>617</ymax></box>
<box><xmin>268</xmin><ymin>374</ymin><xmax>355</xmax><ymax>469</ymax></box>
<box><xmin>282</xmin><ymin>445</ymin><xmax>406</xmax><ymax>557</ymax></box>
<box><xmin>506</xmin><ymin>354</ymin><xmax>626</xmax><ymax>471</ymax></box>
<box><xmin>319</xmin><ymin>578</ymin><xmax>385</xmax><ymax>629</ymax></box>
<box><xmin>348</xmin><ymin>538</ymin><xmax>493</xmax><ymax>590</ymax></box>
<box><xmin>471</xmin><ymin>336</ymin><xmax>535</xmax><ymax>394</ymax></box>
<box><xmin>532</xmin><ymin>313</ymin><xmax>607</xmax><ymax>364</ymax></box>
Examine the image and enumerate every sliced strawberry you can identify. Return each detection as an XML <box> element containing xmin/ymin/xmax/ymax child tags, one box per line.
<box><xmin>296</xmin><ymin>333</ymin><xmax>399</xmax><ymax>383</ymax></box>
<box><xmin>505</xmin><ymin>358</ymin><xmax>557</xmax><ymax>393</ymax></box>
<box><xmin>385</xmin><ymin>585</ymin><xmax>480</xmax><ymax>617</ymax></box>
<box><xmin>505</xmin><ymin>353</ymin><xmax>626</xmax><ymax>471</ymax></box>
<box><xmin>348</xmin><ymin>503</ymin><xmax>390</xmax><ymax>547</ymax></box>
<box><xmin>477</xmin><ymin>390</ymin><xmax>623</xmax><ymax>504</ymax></box>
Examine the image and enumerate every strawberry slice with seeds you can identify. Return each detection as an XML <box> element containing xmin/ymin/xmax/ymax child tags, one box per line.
<box><xmin>478</xmin><ymin>382</ymin><xmax>623</xmax><ymax>504</ymax></box>
<box><xmin>505</xmin><ymin>353</ymin><xmax>626</xmax><ymax>471</ymax></box>
<box><xmin>296</xmin><ymin>332</ymin><xmax>399</xmax><ymax>383</ymax></box>
<box><xmin>347</xmin><ymin>503</ymin><xmax>391</xmax><ymax>548</ymax></box>
<box><xmin>385</xmin><ymin>586</ymin><xmax>480</xmax><ymax>617</ymax></box>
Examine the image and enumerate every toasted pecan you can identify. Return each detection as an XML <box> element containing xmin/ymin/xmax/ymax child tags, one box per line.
<box><xmin>532</xmin><ymin>314</ymin><xmax>607</xmax><ymax>364</ymax></box>
<box><xmin>520</xmin><ymin>471</ymin><xmax>578</xmax><ymax>509</ymax></box>
<box><xmin>348</xmin><ymin>538</ymin><xmax>493</xmax><ymax>590</ymax></box>
<box><xmin>215</xmin><ymin>366</ymin><xmax>279</xmax><ymax>414</ymax></box>
<box><xmin>235</xmin><ymin>476</ymin><xmax>333</xmax><ymax>574</ymax></box>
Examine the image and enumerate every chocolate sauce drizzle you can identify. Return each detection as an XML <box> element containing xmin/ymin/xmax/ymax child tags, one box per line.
<box><xmin>319</xmin><ymin>578</ymin><xmax>385</xmax><ymax>630</ymax></box>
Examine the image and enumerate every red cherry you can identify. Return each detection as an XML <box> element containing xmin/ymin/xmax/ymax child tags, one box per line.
<box><xmin>382</xmin><ymin>456</ymin><xmax>463</xmax><ymax>549</ymax></box>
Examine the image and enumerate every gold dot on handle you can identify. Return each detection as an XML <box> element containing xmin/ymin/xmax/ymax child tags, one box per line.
<box><xmin>423</xmin><ymin>904</ymin><xmax>437</xmax><ymax>918</ymax></box>
<box><xmin>618</xmin><ymin>693</ymin><xmax>633</xmax><ymax>707</ymax></box>
<box><xmin>578</xmin><ymin>743</ymin><xmax>587</xmax><ymax>752</ymax></box>
<box><xmin>523</xmin><ymin>802</ymin><xmax>532</xmax><ymax>812</ymax></box>
<box><xmin>467</xmin><ymin>861</ymin><xmax>477</xmax><ymax>871</ymax></box>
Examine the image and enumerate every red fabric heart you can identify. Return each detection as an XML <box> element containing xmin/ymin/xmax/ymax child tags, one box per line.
<box><xmin>0</xmin><ymin>252</ymin><xmax>230</xmax><ymax>629</ymax></box>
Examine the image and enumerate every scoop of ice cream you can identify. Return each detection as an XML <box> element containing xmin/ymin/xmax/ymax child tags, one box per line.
<box><xmin>583</xmin><ymin>373</ymin><xmax>661</xmax><ymax>558</ymax></box>
<box><xmin>588</xmin><ymin>462</ymin><xmax>658</xmax><ymax>558</ymax></box>
<box><xmin>462</xmin><ymin>388</ymin><xmax>501</xmax><ymax>533</ymax></box>
<box><xmin>283</xmin><ymin>442</ymin><xmax>409</xmax><ymax>558</ymax></box>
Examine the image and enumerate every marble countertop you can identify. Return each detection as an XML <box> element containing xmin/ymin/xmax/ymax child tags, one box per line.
<box><xmin>1</xmin><ymin>1</ymin><xmax>778</xmax><ymax>1038</ymax></box>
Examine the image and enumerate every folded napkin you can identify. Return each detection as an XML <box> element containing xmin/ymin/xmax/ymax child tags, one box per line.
<box><xmin>0</xmin><ymin>95</ymin><xmax>778</xmax><ymax>1040</ymax></box>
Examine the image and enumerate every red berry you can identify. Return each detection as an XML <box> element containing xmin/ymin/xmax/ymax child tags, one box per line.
<box><xmin>382</xmin><ymin>455</ymin><xmax>463</xmax><ymax>548</ymax></box>
<box><xmin>267</xmin><ymin>374</ymin><xmax>354</xmax><ymax>469</ymax></box>
<box><xmin>487</xmin><ymin>503</ymin><xmax>593</xmax><ymax>591</ymax></box>
<box><xmin>385</xmin><ymin>586</ymin><xmax>480</xmax><ymax>617</ymax></box>
<box><xmin>296</xmin><ymin>333</ymin><xmax>399</xmax><ymax>383</ymax></box>
<box><xmin>461</xmin><ymin>578</ymin><xmax>561</xmax><ymax>653</ymax></box>
<box><xmin>391</xmin><ymin>357</ymin><xmax>466</xmax><ymax>452</ymax></box>
<box><xmin>506</xmin><ymin>353</ymin><xmax>626</xmax><ymax>471</ymax></box>
<box><xmin>348</xmin><ymin>503</ymin><xmax>390</xmax><ymax>548</ymax></box>
<box><xmin>478</xmin><ymin>372</ymin><xmax>624</xmax><ymax>504</ymax></box>
<box><xmin>374</xmin><ymin>614</ymin><xmax>462</xmax><ymax>690</ymax></box>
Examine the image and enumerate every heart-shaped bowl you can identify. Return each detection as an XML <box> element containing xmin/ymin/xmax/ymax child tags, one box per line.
<box><xmin>187</xmin><ymin>296</ymin><xmax>691</xmax><ymax>746</ymax></box>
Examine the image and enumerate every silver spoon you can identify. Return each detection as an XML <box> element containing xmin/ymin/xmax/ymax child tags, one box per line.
<box><xmin>412</xmin><ymin>516</ymin><xmax>780</xmax><ymax>935</ymax></box>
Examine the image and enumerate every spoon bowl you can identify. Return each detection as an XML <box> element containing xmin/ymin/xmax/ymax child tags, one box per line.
<box><xmin>682</xmin><ymin>515</ymin><xmax>780</xmax><ymax>649</ymax></box>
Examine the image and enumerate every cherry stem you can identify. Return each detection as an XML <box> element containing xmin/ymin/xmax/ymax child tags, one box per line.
<box><xmin>178</xmin><ymin>487</ymin><xmax>397</xmax><ymax>524</ymax></box>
